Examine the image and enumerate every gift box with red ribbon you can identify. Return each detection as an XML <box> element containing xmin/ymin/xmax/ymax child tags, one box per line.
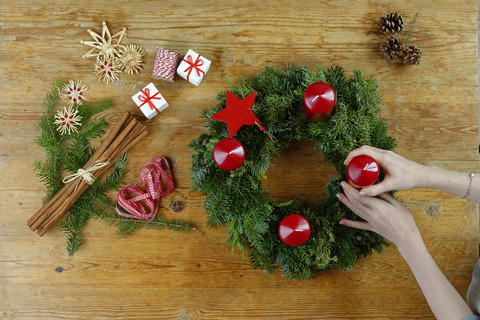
<box><xmin>177</xmin><ymin>49</ymin><xmax>211</xmax><ymax>86</ymax></box>
<box><xmin>131</xmin><ymin>82</ymin><xmax>169</xmax><ymax>120</ymax></box>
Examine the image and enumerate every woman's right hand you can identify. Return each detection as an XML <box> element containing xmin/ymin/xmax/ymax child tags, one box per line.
<box><xmin>344</xmin><ymin>146</ymin><xmax>430</xmax><ymax>196</ymax></box>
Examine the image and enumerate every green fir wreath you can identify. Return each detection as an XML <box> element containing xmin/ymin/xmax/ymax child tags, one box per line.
<box><xmin>189</xmin><ymin>65</ymin><xmax>396</xmax><ymax>279</ymax></box>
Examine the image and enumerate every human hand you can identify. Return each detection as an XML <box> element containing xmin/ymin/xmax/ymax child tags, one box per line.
<box><xmin>337</xmin><ymin>181</ymin><xmax>422</xmax><ymax>249</ymax></box>
<box><xmin>344</xmin><ymin>146</ymin><xmax>429</xmax><ymax>196</ymax></box>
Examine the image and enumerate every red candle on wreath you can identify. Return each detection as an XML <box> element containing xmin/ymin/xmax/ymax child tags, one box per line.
<box><xmin>303</xmin><ymin>82</ymin><xmax>336</xmax><ymax>122</ymax></box>
<box><xmin>347</xmin><ymin>155</ymin><xmax>380</xmax><ymax>188</ymax></box>
<box><xmin>213</xmin><ymin>138</ymin><xmax>245</xmax><ymax>170</ymax></box>
<box><xmin>278</xmin><ymin>214</ymin><xmax>311</xmax><ymax>246</ymax></box>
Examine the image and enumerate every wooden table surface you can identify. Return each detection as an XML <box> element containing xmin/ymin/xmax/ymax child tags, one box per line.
<box><xmin>1</xmin><ymin>0</ymin><xmax>478</xmax><ymax>319</ymax></box>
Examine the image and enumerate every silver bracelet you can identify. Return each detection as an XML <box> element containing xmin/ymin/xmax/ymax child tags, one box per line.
<box><xmin>462</xmin><ymin>172</ymin><xmax>475</xmax><ymax>199</ymax></box>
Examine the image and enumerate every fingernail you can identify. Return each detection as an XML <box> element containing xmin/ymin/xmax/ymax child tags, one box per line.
<box><xmin>336</xmin><ymin>193</ymin><xmax>342</xmax><ymax>200</ymax></box>
<box><xmin>339</xmin><ymin>220</ymin><xmax>345</xmax><ymax>225</ymax></box>
<box><xmin>340</xmin><ymin>181</ymin><xmax>346</xmax><ymax>188</ymax></box>
<box><xmin>359</xmin><ymin>190</ymin><xmax>366</xmax><ymax>196</ymax></box>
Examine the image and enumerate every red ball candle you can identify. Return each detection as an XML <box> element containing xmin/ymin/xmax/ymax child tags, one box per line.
<box><xmin>303</xmin><ymin>82</ymin><xmax>336</xmax><ymax>122</ymax></box>
<box><xmin>278</xmin><ymin>214</ymin><xmax>311</xmax><ymax>247</ymax></box>
<box><xmin>213</xmin><ymin>138</ymin><xmax>245</xmax><ymax>170</ymax></box>
<box><xmin>347</xmin><ymin>155</ymin><xmax>380</xmax><ymax>188</ymax></box>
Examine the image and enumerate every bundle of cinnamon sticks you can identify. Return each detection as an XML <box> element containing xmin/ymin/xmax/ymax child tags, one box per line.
<box><xmin>27</xmin><ymin>112</ymin><xmax>148</xmax><ymax>236</ymax></box>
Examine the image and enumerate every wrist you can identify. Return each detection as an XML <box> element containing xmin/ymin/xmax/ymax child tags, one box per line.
<box><xmin>412</xmin><ymin>163</ymin><xmax>431</xmax><ymax>189</ymax></box>
<box><xmin>396</xmin><ymin>231</ymin><xmax>426</xmax><ymax>261</ymax></box>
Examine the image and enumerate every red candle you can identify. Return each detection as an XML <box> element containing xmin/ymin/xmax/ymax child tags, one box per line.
<box><xmin>213</xmin><ymin>138</ymin><xmax>245</xmax><ymax>170</ymax></box>
<box><xmin>278</xmin><ymin>214</ymin><xmax>311</xmax><ymax>246</ymax></box>
<box><xmin>347</xmin><ymin>155</ymin><xmax>380</xmax><ymax>188</ymax></box>
<box><xmin>303</xmin><ymin>82</ymin><xmax>336</xmax><ymax>122</ymax></box>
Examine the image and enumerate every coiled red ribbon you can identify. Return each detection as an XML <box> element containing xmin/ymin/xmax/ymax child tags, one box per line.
<box><xmin>183</xmin><ymin>54</ymin><xmax>205</xmax><ymax>81</ymax></box>
<box><xmin>116</xmin><ymin>157</ymin><xmax>174</xmax><ymax>220</ymax></box>
<box><xmin>138</xmin><ymin>88</ymin><xmax>162</xmax><ymax>113</ymax></box>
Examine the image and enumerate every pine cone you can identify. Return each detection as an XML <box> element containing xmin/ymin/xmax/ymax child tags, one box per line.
<box><xmin>378</xmin><ymin>12</ymin><xmax>404</xmax><ymax>34</ymax></box>
<box><xmin>379</xmin><ymin>37</ymin><xmax>405</xmax><ymax>61</ymax></box>
<box><xmin>403</xmin><ymin>45</ymin><xmax>422</xmax><ymax>65</ymax></box>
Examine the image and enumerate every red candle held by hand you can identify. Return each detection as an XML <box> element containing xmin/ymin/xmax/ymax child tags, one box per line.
<box><xmin>213</xmin><ymin>138</ymin><xmax>245</xmax><ymax>170</ymax></box>
<box><xmin>347</xmin><ymin>155</ymin><xmax>380</xmax><ymax>188</ymax></box>
<box><xmin>278</xmin><ymin>214</ymin><xmax>311</xmax><ymax>246</ymax></box>
<box><xmin>303</xmin><ymin>82</ymin><xmax>336</xmax><ymax>122</ymax></box>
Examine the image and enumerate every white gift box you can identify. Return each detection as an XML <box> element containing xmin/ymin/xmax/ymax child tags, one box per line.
<box><xmin>177</xmin><ymin>49</ymin><xmax>211</xmax><ymax>86</ymax></box>
<box><xmin>131</xmin><ymin>82</ymin><xmax>168</xmax><ymax>120</ymax></box>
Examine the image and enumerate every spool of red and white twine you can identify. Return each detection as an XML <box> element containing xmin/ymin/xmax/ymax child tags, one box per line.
<box><xmin>151</xmin><ymin>48</ymin><xmax>179</xmax><ymax>82</ymax></box>
<box><xmin>116</xmin><ymin>157</ymin><xmax>174</xmax><ymax>220</ymax></box>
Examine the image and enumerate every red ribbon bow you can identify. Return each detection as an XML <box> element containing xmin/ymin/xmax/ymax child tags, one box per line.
<box><xmin>183</xmin><ymin>54</ymin><xmax>205</xmax><ymax>81</ymax></box>
<box><xmin>138</xmin><ymin>88</ymin><xmax>162</xmax><ymax>113</ymax></box>
<box><xmin>116</xmin><ymin>157</ymin><xmax>174</xmax><ymax>221</ymax></box>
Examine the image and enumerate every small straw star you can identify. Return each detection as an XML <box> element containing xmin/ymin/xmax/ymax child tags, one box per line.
<box><xmin>54</xmin><ymin>105</ymin><xmax>82</xmax><ymax>135</ymax></box>
<box><xmin>59</xmin><ymin>80</ymin><xmax>89</xmax><ymax>106</ymax></box>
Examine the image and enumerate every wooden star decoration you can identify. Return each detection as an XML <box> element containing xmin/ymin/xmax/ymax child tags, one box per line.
<box><xmin>211</xmin><ymin>91</ymin><xmax>262</xmax><ymax>137</ymax></box>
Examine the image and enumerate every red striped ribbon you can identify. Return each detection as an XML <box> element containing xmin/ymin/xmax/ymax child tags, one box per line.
<box><xmin>152</xmin><ymin>48</ymin><xmax>178</xmax><ymax>81</ymax></box>
<box><xmin>116</xmin><ymin>157</ymin><xmax>174</xmax><ymax>220</ymax></box>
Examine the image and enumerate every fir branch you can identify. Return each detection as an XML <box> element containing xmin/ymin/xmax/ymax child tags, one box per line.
<box><xmin>57</xmin><ymin>205</ymin><xmax>91</xmax><ymax>256</ymax></box>
<box><xmin>77</xmin><ymin>98</ymin><xmax>113</xmax><ymax>119</ymax></box>
<box><xmin>33</xmin><ymin>79</ymin><xmax>67</xmax><ymax>203</ymax></box>
<box><xmin>64</xmin><ymin>133</ymin><xmax>93</xmax><ymax>173</ymax></box>
<box><xmin>94</xmin><ymin>208</ymin><xmax>194</xmax><ymax>239</ymax></box>
<box><xmin>80</xmin><ymin>118</ymin><xmax>107</xmax><ymax>140</ymax></box>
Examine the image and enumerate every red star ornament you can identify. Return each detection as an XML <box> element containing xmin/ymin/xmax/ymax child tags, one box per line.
<box><xmin>211</xmin><ymin>91</ymin><xmax>262</xmax><ymax>137</ymax></box>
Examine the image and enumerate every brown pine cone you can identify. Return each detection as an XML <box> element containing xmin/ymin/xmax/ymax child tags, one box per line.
<box><xmin>379</xmin><ymin>37</ymin><xmax>405</xmax><ymax>61</ymax></box>
<box><xmin>378</xmin><ymin>12</ymin><xmax>404</xmax><ymax>34</ymax></box>
<box><xmin>403</xmin><ymin>45</ymin><xmax>422</xmax><ymax>65</ymax></box>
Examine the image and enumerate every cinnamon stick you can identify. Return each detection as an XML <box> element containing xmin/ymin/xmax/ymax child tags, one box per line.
<box><xmin>28</xmin><ymin>112</ymin><xmax>133</xmax><ymax>229</ymax></box>
<box><xmin>27</xmin><ymin>180</ymin><xmax>75</xmax><ymax>228</ymax></box>
<box><xmin>28</xmin><ymin>112</ymin><xmax>148</xmax><ymax>236</ymax></box>
<box><xmin>81</xmin><ymin>112</ymin><xmax>132</xmax><ymax>168</ymax></box>
<box><xmin>36</xmin><ymin>129</ymin><xmax>147</xmax><ymax>235</ymax></box>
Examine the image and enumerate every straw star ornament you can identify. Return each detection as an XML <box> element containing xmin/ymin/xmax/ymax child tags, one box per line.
<box><xmin>59</xmin><ymin>80</ymin><xmax>89</xmax><ymax>106</ymax></box>
<box><xmin>118</xmin><ymin>44</ymin><xmax>145</xmax><ymax>75</ymax></box>
<box><xmin>80</xmin><ymin>21</ymin><xmax>127</xmax><ymax>58</ymax></box>
<box><xmin>95</xmin><ymin>56</ymin><xmax>122</xmax><ymax>83</ymax></box>
<box><xmin>54</xmin><ymin>105</ymin><xmax>82</xmax><ymax>135</ymax></box>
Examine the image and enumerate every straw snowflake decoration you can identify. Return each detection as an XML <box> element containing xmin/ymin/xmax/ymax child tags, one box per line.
<box><xmin>95</xmin><ymin>56</ymin><xmax>122</xmax><ymax>83</ymax></box>
<box><xmin>118</xmin><ymin>44</ymin><xmax>145</xmax><ymax>75</ymax></box>
<box><xmin>80</xmin><ymin>21</ymin><xmax>127</xmax><ymax>58</ymax></box>
<box><xmin>54</xmin><ymin>105</ymin><xmax>82</xmax><ymax>135</ymax></box>
<box><xmin>59</xmin><ymin>80</ymin><xmax>89</xmax><ymax>106</ymax></box>
<box><xmin>80</xmin><ymin>21</ymin><xmax>145</xmax><ymax>83</ymax></box>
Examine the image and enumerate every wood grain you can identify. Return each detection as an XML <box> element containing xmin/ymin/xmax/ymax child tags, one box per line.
<box><xmin>0</xmin><ymin>0</ymin><xmax>478</xmax><ymax>319</ymax></box>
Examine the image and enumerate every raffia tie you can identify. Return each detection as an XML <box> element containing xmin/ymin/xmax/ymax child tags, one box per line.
<box><xmin>62</xmin><ymin>160</ymin><xmax>110</xmax><ymax>187</ymax></box>
<box><xmin>116</xmin><ymin>157</ymin><xmax>174</xmax><ymax>221</ymax></box>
